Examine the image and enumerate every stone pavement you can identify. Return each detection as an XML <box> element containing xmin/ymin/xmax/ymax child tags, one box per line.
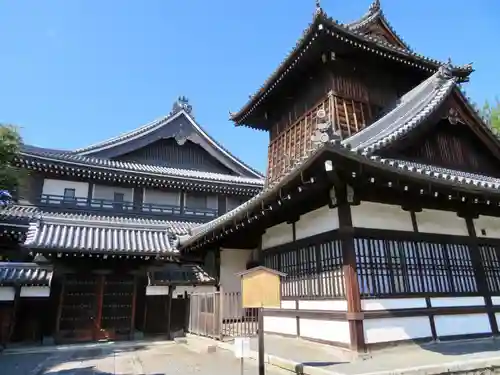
<box><xmin>185</xmin><ymin>334</ymin><xmax>500</xmax><ymax>375</ymax></box>
<box><xmin>0</xmin><ymin>341</ymin><xmax>288</xmax><ymax>375</ymax></box>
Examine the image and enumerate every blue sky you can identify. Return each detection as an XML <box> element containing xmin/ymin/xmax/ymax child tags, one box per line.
<box><xmin>0</xmin><ymin>0</ymin><xmax>499</xmax><ymax>174</ymax></box>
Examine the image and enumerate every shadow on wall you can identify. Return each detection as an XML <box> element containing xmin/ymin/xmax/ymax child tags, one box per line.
<box><xmin>45</xmin><ymin>369</ymin><xmax>164</xmax><ymax>375</ymax></box>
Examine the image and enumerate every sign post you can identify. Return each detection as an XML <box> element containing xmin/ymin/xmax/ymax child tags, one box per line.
<box><xmin>234</xmin><ymin>336</ymin><xmax>251</xmax><ymax>375</ymax></box>
<box><xmin>235</xmin><ymin>266</ymin><xmax>286</xmax><ymax>375</ymax></box>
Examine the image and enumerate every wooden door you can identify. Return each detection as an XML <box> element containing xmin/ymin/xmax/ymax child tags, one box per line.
<box><xmin>99</xmin><ymin>274</ymin><xmax>135</xmax><ymax>341</ymax></box>
<box><xmin>57</xmin><ymin>274</ymin><xmax>100</xmax><ymax>343</ymax></box>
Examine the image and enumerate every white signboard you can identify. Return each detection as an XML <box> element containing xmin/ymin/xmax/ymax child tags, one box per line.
<box><xmin>233</xmin><ymin>337</ymin><xmax>251</xmax><ymax>359</ymax></box>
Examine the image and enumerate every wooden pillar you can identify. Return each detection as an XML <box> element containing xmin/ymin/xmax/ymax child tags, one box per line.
<box><xmin>94</xmin><ymin>275</ymin><xmax>105</xmax><ymax>340</ymax></box>
<box><xmin>337</xmin><ymin>184</ymin><xmax>365</xmax><ymax>353</ymax></box>
<box><xmin>130</xmin><ymin>276</ymin><xmax>137</xmax><ymax>339</ymax></box>
<box><xmin>166</xmin><ymin>285</ymin><xmax>174</xmax><ymax>339</ymax></box>
<box><xmin>7</xmin><ymin>285</ymin><xmax>21</xmax><ymax>345</ymax></box>
<box><xmin>55</xmin><ymin>277</ymin><xmax>65</xmax><ymax>343</ymax></box>
<box><xmin>464</xmin><ymin>215</ymin><xmax>499</xmax><ymax>335</ymax></box>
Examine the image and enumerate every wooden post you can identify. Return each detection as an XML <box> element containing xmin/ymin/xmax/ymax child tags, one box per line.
<box><xmin>94</xmin><ymin>275</ymin><xmax>105</xmax><ymax>340</ymax></box>
<box><xmin>337</xmin><ymin>184</ymin><xmax>365</xmax><ymax>354</ymax></box>
<box><xmin>55</xmin><ymin>277</ymin><xmax>65</xmax><ymax>342</ymax></box>
<box><xmin>166</xmin><ymin>285</ymin><xmax>174</xmax><ymax>339</ymax></box>
<box><xmin>7</xmin><ymin>285</ymin><xmax>21</xmax><ymax>345</ymax></box>
<box><xmin>258</xmin><ymin>305</ymin><xmax>265</xmax><ymax>375</ymax></box>
<box><xmin>464</xmin><ymin>215</ymin><xmax>499</xmax><ymax>335</ymax></box>
<box><xmin>130</xmin><ymin>276</ymin><xmax>137</xmax><ymax>339</ymax></box>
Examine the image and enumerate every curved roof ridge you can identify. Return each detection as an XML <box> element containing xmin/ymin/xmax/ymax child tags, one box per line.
<box><xmin>346</xmin><ymin>0</ymin><xmax>412</xmax><ymax>51</ymax></box>
<box><xmin>19</xmin><ymin>146</ymin><xmax>265</xmax><ymax>186</ymax></box>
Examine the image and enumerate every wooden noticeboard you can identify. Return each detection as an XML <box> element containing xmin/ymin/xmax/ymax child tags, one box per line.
<box><xmin>236</xmin><ymin>266</ymin><xmax>286</xmax><ymax>309</ymax></box>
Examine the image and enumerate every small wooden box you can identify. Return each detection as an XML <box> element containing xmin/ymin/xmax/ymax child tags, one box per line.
<box><xmin>236</xmin><ymin>266</ymin><xmax>286</xmax><ymax>308</ymax></box>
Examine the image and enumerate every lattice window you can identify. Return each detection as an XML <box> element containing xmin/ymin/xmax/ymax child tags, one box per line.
<box><xmin>356</xmin><ymin>238</ymin><xmax>478</xmax><ymax>297</ymax></box>
<box><xmin>479</xmin><ymin>244</ymin><xmax>500</xmax><ymax>294</ymax></box>
<box><xmin>262</xmin><ymin>238</ymin><xmax>345</xmax><ymax>299</ymax></box>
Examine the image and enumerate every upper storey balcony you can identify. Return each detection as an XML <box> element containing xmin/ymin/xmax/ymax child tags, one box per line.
<box><xmin>26</xmin><ymin>179</ymin><xmax>225</xmax><ymax>222</ymax></box>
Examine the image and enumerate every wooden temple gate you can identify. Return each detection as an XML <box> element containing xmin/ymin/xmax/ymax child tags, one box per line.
<box><xmin>56</xmin><ymin>273</ymin><xmax>136</xmax><ymax>343</ymax></box>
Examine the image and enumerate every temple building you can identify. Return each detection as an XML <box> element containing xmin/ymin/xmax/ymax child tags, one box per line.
<box><xmin>0</xmin><ymin>97</ymin><xmax>264</xmax><ymax>346</ymax></box>
<box><xmin>179</xmin><ymin>1</ymin><xmax>500</xmax><ymax>353</ymax></box>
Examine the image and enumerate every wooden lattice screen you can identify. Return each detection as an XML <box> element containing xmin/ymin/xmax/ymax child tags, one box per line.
<box><xmin>267</xmin><ymin>94</ymin><xmax>373</xmax><ymax>184</ymax></box>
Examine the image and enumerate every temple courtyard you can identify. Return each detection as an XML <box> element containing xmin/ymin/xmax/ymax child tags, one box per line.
<box><xmin>0</xmin><ymin>341</ymin><xmax>287</xmax><ymax>375</ymax></box>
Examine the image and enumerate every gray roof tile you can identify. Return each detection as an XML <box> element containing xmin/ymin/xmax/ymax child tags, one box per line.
<box><xmin>148</xmin><ymin>263</ymin><xmax>215</xmax><ymax>286</ymax></box>
<box><xmin>20</xmin><ymin>144</ymin><xmax>264</xmax><ymax>187</ymax></box>
<box><xmin>0</xmin><ymin>262</ymin><xmax>53</xmax><ymax>286</ymax></box>
<box><xmin>342</xmin><ymin>66</ymin><xmax>456</xmax><ymax>153</ymax></box>
<box><xmin>24</xmin><ymin>212</ymin><xmax>202</xmax><ymax>255</ymax></box>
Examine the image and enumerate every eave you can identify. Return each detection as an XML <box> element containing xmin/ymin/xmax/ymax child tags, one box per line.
<box><xmin>230</xmin><ymin>8</ymin><xmax>473</xmax><ymax>128</ymax></box>
<box><xmin>15</xmin><ymin>151</ymin><xmax>264</xmax><ymax>196</ymax></box>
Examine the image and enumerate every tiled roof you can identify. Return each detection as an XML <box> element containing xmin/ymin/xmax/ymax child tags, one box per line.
<box><xmin>0</xmin><ymin>205</ymin><xmax>39</xmax><ymax>224</ymax></box>
<box><xmin>0</xmin><ymin>262</ymin><xmax>53</xmax><ymax>286</ymax></box>
<box><xmin>24</xmin><ymin>212</ymin><xmax>202</xmax><ymax>255</ymax></box>
<box><xmin>148</xmin><ymin>263</ymin><xmax>215</xmax><ymax>286</ymax></box>
<box><xmin>346</xmin><ymin>0</ymin><xmax>411</xmax><ymax>51</ymax></box>
<box><xmin>180</xmin><ymin>67</ymin><xmax>500</xmax><ymax>248</ymax></box>
<box><xmin>342</xmin><ymin>66</ymin><xmax>456</xmax><ymax>154</ymax></box>
<box><xmin>231</xmin><ymin>6</ymin><xmax>472</xmax><ymax>124</ymax></box>
<box><xmin>73</xmin><ymin>106</ymin><xmax>264</xmax><ymax>179</ymax></box>
<box><xmin>19</xmin><ymin>145</ymin><xmax>265</xmax><ymax>187</ymax></box>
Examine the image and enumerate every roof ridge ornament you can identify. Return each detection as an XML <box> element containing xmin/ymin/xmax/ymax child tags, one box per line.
<box><xmin>314</xmin><ymin>0</ymin><xmax>324</xmax><ymax>16</ymax></box>
<box><xmin>369</xmin><ymin>0</ymin><xmax>381</xmax><ymax>13</ymax></box>
<box><xmin>170</xmin><ymin>95</ymin><xmax>193</xmax><ymax>116</ymax></box>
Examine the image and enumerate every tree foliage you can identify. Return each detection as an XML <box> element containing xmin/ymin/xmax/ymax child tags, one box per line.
<box><xmin>0</xmin><ymin>124</ymin><xmax>24</xmax><ymax>197</ymax></box>
<box><xmin>482</xmin><ymin>98</ymin><xmax>500</xmax><ymax>133</ymax></box>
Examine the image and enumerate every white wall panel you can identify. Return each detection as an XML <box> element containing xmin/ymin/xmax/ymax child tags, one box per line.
<box><xmin>361</xmin><ymin>298</ymin><xmax>427</xmax><ymax>311</ymax></box>
<box><xmin>364</xmin><ymin>317</ymin><xmax>432</xmax><ymax>344</ymax></box>
<box><xmin>262</xmin><ymin>222</ymin><xmax>293</xmax><ymax>250</ymax></box>
<box><xmin>295</xmin><ymin>205</ymin><xmax>339</xmax><ymax>240</ymax></box>
<box><xmin>415</xmin><ymin>209</ymin><xmax>468</xmax><ymax>236</ymax></box>
<box><xmin>434</xmin><ymin>314</ymin><xmax>491</xmax><ymax>337</ymax></box>
<box><xmin>351</xmin><ymin>202</ymin><xmax>413</xmax><ymax>231</ymax></box>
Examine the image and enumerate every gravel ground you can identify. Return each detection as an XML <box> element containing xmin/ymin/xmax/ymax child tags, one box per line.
<box><xmin>0</xmin><ymin>343</ymin><xmax>286</xmax><ymax>375</ymax></box>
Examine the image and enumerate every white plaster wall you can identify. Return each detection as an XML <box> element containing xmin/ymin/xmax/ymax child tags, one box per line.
<box><xmin>0</xmin><ymin>287</ymin><xmax>15</xmax><ymax>301</ymax></box>
<box><xmin>350</xmin><ymin>202</ymin><xmax>413</xmax><ymax>231</ymax></box>
<box><xmin>361</xmin><ymin>298</ymin><xmax>427</xmax><ymax>311</ymax></box>
<box><xmin>93</xmin><ymin>185</ymin><xmax>133</xmax><ymax>202</ymax></box>
<box><xmin>434</xmin><ymin>314</ymin><xmax>491</xmax><ymax>337</ymax></box>
<box><xmin>474</xmin><ymin>215</ymin><xmax>500</xmax><ymax>239</ymax></box>
<box><xmin>300</xmin><ymin>319</ymin><xmax>350</xmax><ymax>344</ymax></box>
<box><xmin>42</xmin><ymin>179</ymin><xmax>88</xmax><ymax>199</ymax></box>
<box><xmin>219</xmin><ymin>249</ymin><xmax>253</xmax><ymax>293</ymax></box>
<box><xmin>20</xmin><ymin>286</ymin><xmax>50</xmax><ymax>298</ymax></box>
<box><xmin>264</xmin><ymin>316</ymin><xmax>297</xmax><ymax>336</ymax></box>
<box><xmin>143</xmin><ymin>189</ymin><xmax>180</xmax><ymax>206</ymax></box>
<box><xmin>492</xmin><ymin>297</ymin><xmax>500</xmax><ymax>305</ymax></box>
<box><xmin>146</xmin><ymin>286</ymin><xmax>170</xmax><ymax>296</ymax></box>
<box><xmin>430</xmin><ymin>297</ymin><xmax>485</xmax><ymax>308</ymax></box>
<box><xmin>363</xmin><ymin>317</ymin><xmax>432</xmax><ymax>344</ymax></box>
<box><xmin>280</xmin><ymin>300</ymin><xmax>296</xmax><ymax>309</ymax></box>
<box><xmin>295</xmin><ymin>205</ymin><xmax>339</xmax><ymax>240</ymax></box>
<box><xmin>262</xmin><ymin>222</ymin><xmax>293</xmax><ymax>250</ymax></box>
<box><xmin>173</xmin><ymin>285</ymin><xmax>216</xmax><ymax>298</ymax></box>
<box><xmin>298</xmin><ymin>300</ymin><xmax>348</xmax><ymax>311</ymax></box>
<box><xmin>495</xmin><ymin>313</ymin><xmax>500</xmax><ymax>328</ymax></box>
<box><xmin>415</xmin><ymin>209</ymin><xmax>468</xmax><ymax>236</ymax></box>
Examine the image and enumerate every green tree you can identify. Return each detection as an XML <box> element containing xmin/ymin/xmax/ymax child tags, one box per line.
<box><xmin>0</xmin><ymin>124</ymin><xmax>24</xmax><ymax>196</ymax></box>
<box><xmin>482</xmin><ymin>98</ymin><xmax>500</xmax><ymax>133</ymax></box>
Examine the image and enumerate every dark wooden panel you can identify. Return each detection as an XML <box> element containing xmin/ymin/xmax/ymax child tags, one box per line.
<box><xmin>114</xmin><ymin>139</ymin><xmax>235</xmax><ymax>175</ymax></box>
<box><xmin>386</xmin><ymin>119</ymin><xmax>500</xmax><ymax>177</ymax></box>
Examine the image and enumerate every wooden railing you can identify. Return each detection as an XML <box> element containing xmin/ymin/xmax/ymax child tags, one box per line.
<box><xmin>38</xmin><ymin>194</ymin><xmax>218</xmax><ymax>218</ymax></box>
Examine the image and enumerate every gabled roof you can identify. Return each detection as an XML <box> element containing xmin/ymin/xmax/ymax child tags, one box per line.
<box><xmin>74</xmin><ymin>97</ymin><xmax>263</xmax><ymax>179</ymax></box>
<box><xmin>180</xmin><ymin>65</ymin><xmax>500</xmax><ymax>249</ymax></box>
<box><xmin>347</xmin><ymin>0</ymin><xmax>411</xmax><ymax>51</ymax></box>
<box><xmin>18</xmin><ymin>144</ymin><xmax>264</xmax><ymax>192</ymax></box>
<box><xmin>230</xmin><ymin>3</ymin><xmax>473</xmax><ymax>126</ymax></box>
